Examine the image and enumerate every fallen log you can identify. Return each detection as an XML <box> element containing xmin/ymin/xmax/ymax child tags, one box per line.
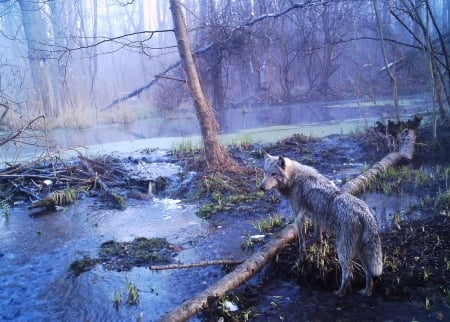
<box><xmin>161</xmin><ymin>128</ymin><xmax>417</xmax><ymax>322</ymax></box>
<box><xmin>160</xmin><ymin>224</ymin><xmax>298</xmax><ymax>322</ymax></box>
<box><xmin>342</xmin><ymin>129</ymin><xmax>415</xmax><ymax>195</ymax></box>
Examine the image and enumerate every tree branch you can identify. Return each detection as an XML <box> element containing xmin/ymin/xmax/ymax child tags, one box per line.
<box><xmin>150</xmin><ymin>259</ymin><xmax>243</xmax><ymax>270</ymax></box>
<box><xmin>0</xmin><ymin>115</ymin><xmax>45</xmax><ymax>147</ymax></box>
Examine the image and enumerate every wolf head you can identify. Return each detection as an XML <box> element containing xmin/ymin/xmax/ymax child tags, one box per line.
<box><xmin>259</xmin><ymin>152</ymin><xmax>290</xmax><ymax>193</ymax></box>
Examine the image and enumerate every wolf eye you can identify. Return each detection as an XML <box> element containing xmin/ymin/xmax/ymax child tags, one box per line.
<box><xmin>271</xmin><ymin>172</ymin><xmax>277</xmax><ymax>177</ymax></box>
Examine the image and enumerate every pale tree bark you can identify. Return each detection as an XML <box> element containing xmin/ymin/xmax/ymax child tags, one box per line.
<box><xmin>90</xmin><ymin>0</ymin><xmax>98</xmax><ymax>98</ymax></box>
<box><xmin>169</xmin><ymin>0</ymin><xmax>234</xmax><ymax>169</ymax></box>
<box><xmin>19</xmin><ymin>0</ymin><xmax>58</xmax><ymax>116</ymax></box>
<box><xmin>374</xmin><ymin>0</ymin><xmax>400</xmax><ymax>122</ymax></box>
<box><xmin>48</xmin><ymin>0</ymin><xmax>67</xmax><ymax>110</ymax></box>
<box><xmin>161</xmin><ymin>128</ymin><xmax>417</xmax><ymax>322</ymax></box>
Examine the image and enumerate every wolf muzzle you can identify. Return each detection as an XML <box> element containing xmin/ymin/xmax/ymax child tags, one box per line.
<box><xmin>259</xmin><ymin>183</ymin><xmax>266</xmax><ymax>191</ymax></box>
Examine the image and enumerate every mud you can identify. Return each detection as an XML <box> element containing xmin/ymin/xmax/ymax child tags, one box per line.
<box><xmin>177</xmin><ymin>126</ymin><xmax>450</xmax><ymax>321</ymax></box>
<box><xmin>2</xmin><ymin>122</ymin><xmax>449</xmax><ymax>321</ymax></box>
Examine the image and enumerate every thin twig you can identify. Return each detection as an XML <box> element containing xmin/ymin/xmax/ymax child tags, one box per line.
<box><xmin>150</xmin><ymin>259</ymin><xmax>244</xmax><ymax>270</ymax></box>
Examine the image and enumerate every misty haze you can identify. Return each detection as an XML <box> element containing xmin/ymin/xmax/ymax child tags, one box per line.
<box><xmin>0</xmin><ymin>1</ymin><xmax>449</xmax><ymax>321</ymax></box>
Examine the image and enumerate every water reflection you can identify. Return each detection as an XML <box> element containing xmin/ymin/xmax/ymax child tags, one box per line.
<box><xmin>0</xmin><ymin>96</ymin><xmax>429</xmax><ymax>164</ymax></box>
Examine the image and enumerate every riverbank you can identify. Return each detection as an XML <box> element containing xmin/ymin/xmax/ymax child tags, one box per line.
<box><xmin>175</xmin><ymin>123</ymin><xmax>450</xmax><ymax>321</ymax></box>
<box><xmin>1</xmin><ymin>120</ymin><xmax>449</xmax><ymax>321</ymax></box>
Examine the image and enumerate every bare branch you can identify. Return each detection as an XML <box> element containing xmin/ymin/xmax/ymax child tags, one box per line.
<box><xmin>0</xmin><ymin>115</ymin><xmax>45</xmax><ymax>147</ymax></box>
<box><xmin>150</xmin><ymin>259</ymin><xmax>243</xmax><ymax>270</ymax></box>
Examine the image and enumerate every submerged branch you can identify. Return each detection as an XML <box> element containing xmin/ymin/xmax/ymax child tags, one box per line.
<box><xmin>161</xmin><ymin>224</ymin><xmax>298</xmax><ymax>322</ymax></box>
<box><xmin>150</xmin><ymin>259</ymin><xmax>243</xmax><ymax>270</ymax></box>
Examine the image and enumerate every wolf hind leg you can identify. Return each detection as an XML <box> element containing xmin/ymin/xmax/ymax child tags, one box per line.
<box><xmin>334</xmin><ymin>238</ymin><xmax>354</xmax><ymax>297</ymax></box>
<box><xmin>358</xmin><ymin>250</ymin><xmax>374</xmax><ymax>296</ymax></box>
<box><xmin>334</xmin><ymin>256</ymin><xmax>352</xmax><ymax>297</ymax></box>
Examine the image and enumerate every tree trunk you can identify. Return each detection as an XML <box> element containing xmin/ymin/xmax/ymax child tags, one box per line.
<box><xmin>169</xmin><ymin>0</ymin><xmax>234</xmax><ymax>169</ymax></box>
<box><xmin>374</xmin><ymin>0</ymin><xmax>400</xmax><ymax>122</ymax></box>
<box><xmin>342</xmin><ymin>129</ymin><xmax>415</xmax><ymax>195</ymax></box>
<box><xmin>161</xmin><ymin>129</ymin><xmax>417</xmax><ymax>322</ymax></box>
<box><xmin>19</xmin><ymin>0</ymin><xmax>58</xmax><ymax>116</ymax></box>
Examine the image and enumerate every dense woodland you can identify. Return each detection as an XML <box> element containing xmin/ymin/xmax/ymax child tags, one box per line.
<box><xmin>0</xmin><ymin>0</ymin><xmax>449</xmax><ymax>129</ymax></box>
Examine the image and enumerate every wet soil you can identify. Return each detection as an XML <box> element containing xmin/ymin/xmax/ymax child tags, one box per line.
<box><xmin>3</xmin><ymin>121</ymin><xmax>449</xmax><ymax>321</ymax></box>
<box><xmin>176</xmin><ymin>124</ymin><xmax>450</xmax><ymax>321</ymax></box>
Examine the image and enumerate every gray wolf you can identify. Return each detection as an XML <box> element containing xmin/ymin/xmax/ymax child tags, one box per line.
<box><xmin>259</xmin><ymin>152</ymin><xmax>383</xmax><ymax>296</ymax></box>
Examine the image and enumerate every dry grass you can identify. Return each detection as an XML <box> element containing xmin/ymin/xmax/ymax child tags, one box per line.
<box><xmin>3</xmin><ymin>99</ymin><xmax>156</xmax><ymax>131</ymax></box>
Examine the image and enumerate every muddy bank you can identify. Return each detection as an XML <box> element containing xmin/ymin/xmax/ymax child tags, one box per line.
<box><xmin>1</xmin><ymin>121</ymin><xmax>449</xmax><ymax>321</ymax></box>
<box><xmin>175</xmin><ymin>124</ymin><xmax>450</xmax><ymax>321</ymax></box>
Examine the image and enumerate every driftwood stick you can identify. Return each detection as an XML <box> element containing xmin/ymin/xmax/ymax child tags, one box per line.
<box><xmin>150</xmin><ymin>259</ymin><xmax>243</xmax><ymax>270</ymax></box>
<box><xmin>161</xmin><ymin>224</ymin><xmax>298</xmax><ymax>322</ymax></box>
<box><xmin>79</xmin><ymin>156</ymin><xmax>111</xmax><ymax>192</ymax></box>
<box><xmin>161</xmin><ymin>128</ymin><xmax>418</xmax><ymax>322</ymax></box>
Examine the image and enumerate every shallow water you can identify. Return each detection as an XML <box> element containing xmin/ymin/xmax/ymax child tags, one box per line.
<box><xmin>0</xmin><ymin>152</ymin><xmax>426</xmax><ymax>321</ymax></box>
<box><xmin>0</xmin><ymin>151</ymin><xmax>260</xmax><ymax>321</ymax></box>
<box><xmin>0</xmin><ymin>95</ymin><xmax>430</xmax><ymax>164</ymax></box>
<box><xmin>0</xmin><ymin>95</ymin><xmax>435</xmax><ymax>320</ymax></box>
<box><xmin>0</xmin><ymin>195</ymin><xmax>212</xmax><ymax>321</ymax></box>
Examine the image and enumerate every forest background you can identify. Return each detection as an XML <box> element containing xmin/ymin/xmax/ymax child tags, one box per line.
<box><xmin>0</xmin><ymin>0</ymin><xmax>448</xmax><ymax>134</ymax></box>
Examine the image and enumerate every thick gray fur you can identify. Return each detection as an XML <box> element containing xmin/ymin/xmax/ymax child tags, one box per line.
<box><xmin>259</xmin><ymin>153</ymin><xmax>383</xmax><ymax>296</ymax></box>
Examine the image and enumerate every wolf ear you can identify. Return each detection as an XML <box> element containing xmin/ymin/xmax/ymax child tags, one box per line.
<box><xmin>277</xmin><ymin>156</ymin><xmax>286</xmax><ymax>169</ymax></box>
<box><xmin>263</xmin><ymin>151</ymin><xmax>272</xmax><ymax>161</ymax></box>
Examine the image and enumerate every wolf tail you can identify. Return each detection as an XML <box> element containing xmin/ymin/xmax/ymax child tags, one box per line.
<box><xmin>361</xmin><ymin>218</ymin><xmax>383</xmax><ymax>277</ymax></box>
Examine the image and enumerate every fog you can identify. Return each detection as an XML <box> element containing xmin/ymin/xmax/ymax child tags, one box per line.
<box><xmin>0</xmin><ymin>0</ymin><xmax>448</xmax><ymax>137</ymax></box>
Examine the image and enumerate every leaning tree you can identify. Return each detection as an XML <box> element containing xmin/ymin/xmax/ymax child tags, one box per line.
<box><xmin>169</xmin><ymin>0</ymin><xmax>235</xmax><ymax>169</ymax></box>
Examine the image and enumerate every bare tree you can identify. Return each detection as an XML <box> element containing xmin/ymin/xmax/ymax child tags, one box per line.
<box><xmin>374</xmin><ymin>0</ymin><xmax>400</xmax><ymax>122</ymax></box>
<box><xmin>18</xmin><ymin>0</ymin><xmax>59</xmax><ymax>116</ymax></box>
<box><xmin>388</xmin><ymin>0</ymin><xmax>449</xmax><ymax>124</ymax></box>
<box><xmin>169</xmin><ymin>0</ymin><xmax>234</xmax><ymax>169</ymax></box>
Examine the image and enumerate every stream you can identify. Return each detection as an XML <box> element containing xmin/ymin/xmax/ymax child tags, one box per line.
<box><xmin>0</xmin><ymin>96</ymin><xmax>436</xmax><ymax>321</ymax></box>
<box><xmin>0</xmin><ymin>153</ymin><xmax>425</xmax><ymax>321</ymax></box>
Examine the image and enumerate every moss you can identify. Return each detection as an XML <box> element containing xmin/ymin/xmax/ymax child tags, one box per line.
<box><xmin>100</xmin><ymin>237</ymin><xmax>169</xmax><ymax>260</ymax></box>
<box><xmin>70</xmin><ymin>237</ymin><xmax>172</xmax><ymax>275</ymax></box>
<box><xmin>197</xmin><ymin>192</ymin><xmax>263</xmax><ymax>218</ymax></box>
<box><xmin>69</xmin><ymin>257</ymin><xmax>100</xmax><ymax>276</ymax></box>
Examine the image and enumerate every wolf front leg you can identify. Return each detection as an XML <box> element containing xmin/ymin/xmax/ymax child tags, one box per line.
<box><xmin>295</xmin><ymin>210</ymin><xmax>307</xmax><ymax>259</ymax></box>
